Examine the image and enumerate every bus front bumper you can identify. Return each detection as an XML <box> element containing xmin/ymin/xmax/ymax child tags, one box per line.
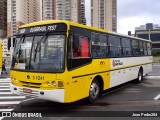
<box><xmin>10</xmin><ymin>83</ymin><xmax>64</xmax><ymax>103</ymax></box>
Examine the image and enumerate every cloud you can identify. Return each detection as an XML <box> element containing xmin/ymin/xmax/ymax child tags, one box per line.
<box><xmin>118</xmin><ymin>0</ymin><xmax>160</xmax><ymax>34</ymax></box>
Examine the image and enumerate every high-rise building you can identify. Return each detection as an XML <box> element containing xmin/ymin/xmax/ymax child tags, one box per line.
<box><xmin>81</xmin><ymin>0</ymin><xmax>86</xmax><ymax>25</ymax></box>
<box><xmin>7</xmin><ymin>0</ymin><xmax>41</xmax><ymax>37</ymax></box>
<box><xmin>91</xmin><ymin>0</ymin><xmax>117</xmax><ymax>32</ymax></box>
<box><xmin>0</xmin><ymin>0</ymin><xmax>7</xmax><ymax>38</ymax></box>
<box><xmin>41</xmin><ymin>0</ymin><xmax>85</xmax><ymax>24</ymax></box>
<box><xmin>42</xmin><ymin>0</ymin><xmax>55</xmax><ymax>20</ymax></box>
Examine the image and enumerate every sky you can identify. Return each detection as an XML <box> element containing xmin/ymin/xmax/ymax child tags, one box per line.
<box><xmin>85</xmin><ymin>0</ymin><xmax>160</xmax><ymax>35</ymax></box>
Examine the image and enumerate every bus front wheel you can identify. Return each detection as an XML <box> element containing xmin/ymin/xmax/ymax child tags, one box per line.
<box><xmin>88</xmin><ymin>79</ymin><xmax>100</xmax><ymax>103</ymax></box>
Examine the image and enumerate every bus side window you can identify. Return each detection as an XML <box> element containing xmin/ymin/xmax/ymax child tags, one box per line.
<box><xmin>72</xmin><ymin>36</ymin><xmax>90</xmax><ymax>58</ymax></box>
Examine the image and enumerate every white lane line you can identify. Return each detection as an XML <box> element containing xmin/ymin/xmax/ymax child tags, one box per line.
<box><xmin>154</xmin><ymin>94</ymin><xmax>160</xmax><ymax>100</ymax></box>
<box><xmin>0</xmin><ymin>109</ymin><xmax>13</xmax><ymax>112</ymax></box>
<box><xmin>0</xmin><ymin>81</ymin><xmax>10</xmax><ymax>83</ymax></box>
<box><xmin>0</xmin><ymin>82</ymin><xmax>10</xmax><ymax>86</ymax></box>
<box><xmin>0</xmin><ymin>101</ymin><xmax>21</xmax><ymax>105</ymax></box>
<box><xmin>0</xmin><ymin>88</ymin><xmax>10</xmax><ymax>90</ymax></box>
<box><xmin>0</xmin><ymin>96</ymin><xmax>26</xmax><ymax>100</ymax></box>
<box><xmin>144</xmin><ymin>76</ymin><xmax>160</xmax><ymax>79</ymax></box>
<box><xmin>0</xmin><ymin>92</ymin><xmax>12</xmax><ymax>95</ymax></box>
<box><xmin>0</xmin><ymin>86</ymin><xmax>10</xmax><ymax>88</ymax></box>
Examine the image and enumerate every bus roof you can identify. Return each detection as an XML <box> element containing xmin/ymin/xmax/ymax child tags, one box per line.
<box><xmin>19</xmin><ymin>20</ymin><xmax>108</xmax><ymax>33</ymax></box>
<box><xmin>109</xmin><ymin>31</ymin><xmax>152</xmax><ymax>43</ymax></box>
<box><xmin>19</xmin><ymin>20</ymin><xmax>151</xmax><ymax>43</ymax></box>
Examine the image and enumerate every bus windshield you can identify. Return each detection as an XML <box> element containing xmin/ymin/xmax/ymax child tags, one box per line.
<box><xmin>11</xmin><ymin>34</ymin><xmax>65</xmax><ymax>72</ymax></box>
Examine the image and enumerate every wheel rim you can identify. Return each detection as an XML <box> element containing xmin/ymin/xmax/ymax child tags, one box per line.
<box><xmin>90</xmin><ymin>82</ymin><xmax>99</xmax><ymax>99</ymax></box>
<box><xmin>138</xmin><ymin>72</ymin><xmax>142</xmax><ymax>81</ymax></box>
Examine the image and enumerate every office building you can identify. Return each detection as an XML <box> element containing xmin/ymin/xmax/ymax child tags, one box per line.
<box><xmin>91</xmin><ymin>0</ymin><xmax>117</xmax><ymax>32</ymax></box>
<box><xmin>135</xmin><ymin>23</ymin><xmax>160</xmax><ymax>53</ymax></box>
<box><xmin>0</xmin><ymin>0</ymin><xmax>7</xmax><ymax>38</ymax></box>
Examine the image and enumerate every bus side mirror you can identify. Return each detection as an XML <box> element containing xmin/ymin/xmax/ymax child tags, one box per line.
<box><xmin>73</xmin><ymin>35</ymin><xmax>79</xmax><ymax>50</ymax></box>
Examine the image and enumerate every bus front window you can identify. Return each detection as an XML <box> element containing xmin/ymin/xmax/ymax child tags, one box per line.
<box><xmin>30</xmin><ymin>35</ymin><xmax>65</xmax><ymax>72</ymax></box>
<box><xmin>11</xmin><ymin>35</ymin><xmax>65</xmax><ymax>72</ymax></box>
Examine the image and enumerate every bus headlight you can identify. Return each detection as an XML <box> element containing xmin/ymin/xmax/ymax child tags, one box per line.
<box><xmin>47</xmin><ymin>82</ymin><xmax>51</xmax><ymax>86</ymax></box>
<box><xmin>52</xmin><ymin>81</ymin><xmax>57</xmax><ymax>87</ymax></box>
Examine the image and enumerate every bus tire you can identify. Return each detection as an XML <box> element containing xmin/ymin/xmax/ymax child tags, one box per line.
<box><xmin>135</xmin><ymin>68</ymin><xmax>143</xmax><ymax>83</ymax></box>
<box><xmin>88</xmin><ymin>79</ymin><xmax>100</xmax><ymax>103</ymax></box>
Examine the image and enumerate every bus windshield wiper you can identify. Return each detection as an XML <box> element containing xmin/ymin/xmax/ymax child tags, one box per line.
<box><xmin>16</xmin><ymin>34</ymin><xmax>24</xmax><ymax>54</ymax></box>
<box><xmin>34</xmin><ymin>31</ymin><xmax>48</xmax><ymax>62</ymax></box>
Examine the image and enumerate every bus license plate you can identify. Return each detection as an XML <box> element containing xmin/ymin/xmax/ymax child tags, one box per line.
<box><xmin>23</xmin><ymin>88</ymin><xmax>32</xmax><ymax>93</ymax></box>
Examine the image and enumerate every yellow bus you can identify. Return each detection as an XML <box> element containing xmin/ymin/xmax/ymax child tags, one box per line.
<box><xmin>10</xmin><ymin>20</ymin><xmax>152</xmax><ymax>103</ymax></box>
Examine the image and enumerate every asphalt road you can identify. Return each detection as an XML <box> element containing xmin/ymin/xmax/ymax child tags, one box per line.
<box><xmin>2</xmin><ymin>65</ymin><xmax>160</xmax><ymax>120</ymax></box>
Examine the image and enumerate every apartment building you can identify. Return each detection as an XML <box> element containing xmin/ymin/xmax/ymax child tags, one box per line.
<box><xmin>91</xmin><ymin>0</ymin><xmax>117</xmax><ymax>32</ymax></box>
<box><xmin>42</xmin><ymin>0</ymin><xmax>55</xmax><ymax>20</ymax></box>
<box><xmin>42</xmin><ymin>0</ymin><xmax>85</xmax><ymax>24</ymax></box>
<box><xmin>81</xmin><ymin>0</ymin><xmax>86</xmax><ymax>25</ymax></box>
<box><xmin>7</xmin><ymin>0</ymin><xmax>41</xmax><ymax>37</ymax></box>
<box><xmin>0</xmin><ymin>0</ymin><xmax>7</xmax><ymax>38</ymax></box>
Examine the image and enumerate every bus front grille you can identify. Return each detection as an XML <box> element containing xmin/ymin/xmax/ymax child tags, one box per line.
<box><xmin>20</xmin><ymin>81</ymin><xmax>42</xmax><ymax>88</ymax></box>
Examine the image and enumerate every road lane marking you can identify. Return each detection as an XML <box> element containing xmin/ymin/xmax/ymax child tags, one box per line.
<box><xmin>0</xmin><ymin>88</ymin><xmax>10</xmax><ymax>91</ymax></box>
<box><xmin>0</xmin><ymin>101</ymin><xmax>21</xmax><ymax>105</ymax></box>
<box><xmin>0</xmin><ymin>81</ymin><xmax>10</xmax><ymax>83</ymax></box>
<box><xmin>144</xmin><ymin>76</ymin><xmax>160</xmax><ymax>79</ymax></box>
<box><xmin>0</xmin><ymin>86</ymin><xmax>10</xmax><ymax>88</ymax></box>
<box><xmin>0</xmin><ymin>96</ymin><xmax>26</xmax><ymax>100</ymax></box>
<box><xmin>0</xmin><ymin>109</ymin><xmax>13</xmax><ymax>111</ymax></box>
<box><xmin>0</xmin><ymin>92</ymin><xmax>12</xmax><ymax>95</ymax></box>
<box><xmin>154</xmin><ymin>94</ymin><xmax>160</xmax><ymax>100</ymax></box>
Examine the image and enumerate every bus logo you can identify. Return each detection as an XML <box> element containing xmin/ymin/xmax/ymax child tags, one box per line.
<box><xmin>112</xmin><ymin>60</ymin><xmax>123</xmax><ymax>67</ymax></box>
<box><xmin>100</xmin><ymin>61</ymin><xmax>105</xmax><ymax>66</ymax></box>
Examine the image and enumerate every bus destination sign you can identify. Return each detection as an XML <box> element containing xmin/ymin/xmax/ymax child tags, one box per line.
<box><xmin>18</xmin><ymin>23</ymin><xmax>67</xmax><ymax>34</ymax></box>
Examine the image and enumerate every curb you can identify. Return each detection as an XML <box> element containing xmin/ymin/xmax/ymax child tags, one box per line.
<box><xmin>144</xmin><ymin>76</ymin><xmax>160</xmax><ymax>79</ymax></box>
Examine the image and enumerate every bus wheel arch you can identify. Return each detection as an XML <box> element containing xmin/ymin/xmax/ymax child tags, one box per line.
<box><xmin>88</xmin><ymin>75</ymin><xmax>104</xmax><ymax>103</ymax></box>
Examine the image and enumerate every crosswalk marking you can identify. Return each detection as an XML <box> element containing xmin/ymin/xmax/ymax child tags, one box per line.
<box><xmin>0</xmin><ymin>85</ymin><xmax>10</xmax><ymax>88</ymax></box>
<box><xmin>0</xmin><ymin>78</ymin><xmax>26</xmax><ymax>112</ymax></box>
<box><xmin>0</xmin><ymin>109</ymin><xmax>13</xmax><ymax>112</ymax></box>
<box><xmin>0</xmin><ymin>96</ymin><xmax>26</xmax><ymax>100</ymax></box>
<box><xmin>0</xmin><ymin>101</ymin><xmax>21</xmax><ymax>105</ymax></box>
<box><xmin>0</xmin><ymin>88</ymin><xmax>10</xmax><ymax>91</ymax></box>
<box><xmin>0</xmin><ymin>92</ymin><xmax>12</xmax><ymax>95</ymax></box>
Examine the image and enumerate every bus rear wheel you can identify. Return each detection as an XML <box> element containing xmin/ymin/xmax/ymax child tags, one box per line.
<box><xmin>135</xmin><ymin>68</ymin><xmax>143</xmax><ymax>83</ymax></box>
<box><xmin>88</xmin><ymin>79</ymin><xmax>100</xmax><ymax>103</ymax></box>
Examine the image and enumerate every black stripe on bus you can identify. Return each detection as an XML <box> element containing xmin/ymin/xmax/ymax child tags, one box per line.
<box><xmin>72</xmin><ymin>62</ymin><xmax>152</xmax><ymax>79</ymax></box>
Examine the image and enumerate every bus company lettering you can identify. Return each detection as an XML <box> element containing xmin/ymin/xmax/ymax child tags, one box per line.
<box><xmin>112</xmin><ymin>60</ymin><xmax>123</xmax><ymax>67</ymax></box>
<box><xmin>30</xmin><ymin>26</ymin><xmax>47</xmax><ymax>33</ymax></box>
<box><xmin>30</xmin><ymin>25</ymin><xmax>57</xmax><ymax>33</ymax></box>
<box><xmin>20</xmin><ymin>29</ymin><xmax>26</xmax><ymax>34</ymax></box>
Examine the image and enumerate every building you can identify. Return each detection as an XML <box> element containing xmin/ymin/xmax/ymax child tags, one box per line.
<box><xmin>91</xmin><ymin>0</ymin><xmax>117</xmax><ymax>32</ymax></box>
<box><xmin>2</xmin><ymin>38</ymin><xmax>10</xmax><ymax>58</ymax></box>
<box><xmin>135</xmin><ymin>23</ymin><xmax>160</xmax><ymax>53</ymax></box>
<box><xmin>41</xmin><ymin>0</ymin><xmax>85</xmax><ymax>24</ymax></box>
<box><xmin>41</xmin><ymin>0</ymin><xmax>55</xmax><ymax>20</ymax></box>
<box><xmin>7</xmin><ymin>0</ymin><xmax>41</xmax><ymax>37</ymax></box>
<box><xmin>0</xmin><ymin>0</ymin><xmax>7</xmax><ymax>38</ymax></box>
<box><xmin>81</xmin><ymin>0</ymin><xmax>86</xmax><ymax>25</ymax></box>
